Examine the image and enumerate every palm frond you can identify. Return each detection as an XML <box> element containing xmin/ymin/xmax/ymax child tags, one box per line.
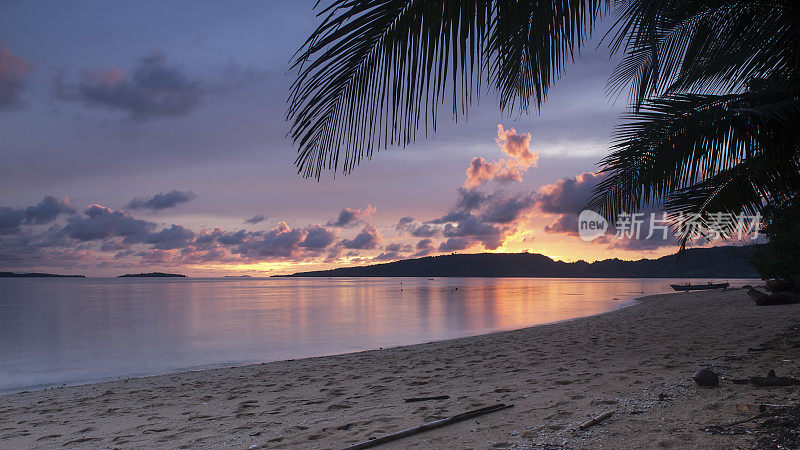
<box><xmin>489</xmin><ymin>0</ymin><xmax>605</xmax><ymax>115</ymax></box>
<box><xmin>607</xmin><ymin>0</ymin><xmax>800</xmax><ymax>107</ymax></box>
<box><xmin>589</xmin><ymin>86</ymin><xmax>800</xmax><ymax>222</ymax></box>
<box><xmin>288</xmin><ymin>0</ymin><xmax>607</xmax><ymax>178</ymax></box>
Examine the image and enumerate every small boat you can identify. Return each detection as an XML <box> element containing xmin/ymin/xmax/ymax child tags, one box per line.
<box><xmin>670</xmin><ymin>282</ymin><xmax>730</xmax><ymax>292</ymax></box>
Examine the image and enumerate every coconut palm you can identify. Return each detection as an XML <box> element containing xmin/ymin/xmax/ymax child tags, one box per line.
<box><xmin>287</xmin><ymin>0</ymin><xmax>800</xmax><ymax>240</ymax></box>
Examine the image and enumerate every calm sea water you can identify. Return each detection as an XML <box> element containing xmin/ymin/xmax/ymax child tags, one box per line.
<box><xmin>0</xmin><ymin>277</ymin><xmax>757</xmax><ymax>393</ymax></box>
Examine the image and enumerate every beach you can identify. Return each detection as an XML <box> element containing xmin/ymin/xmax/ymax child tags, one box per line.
<box><xmin>1</xmin><ymin>288</ymin><xmax>798</xmax><ymax>449</ymax></box>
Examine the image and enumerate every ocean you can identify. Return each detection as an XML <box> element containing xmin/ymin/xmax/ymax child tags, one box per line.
<box><xmin>0</xmin><ymin>277</ymin><xmax>757</xmax><ymax>393</ymax></box>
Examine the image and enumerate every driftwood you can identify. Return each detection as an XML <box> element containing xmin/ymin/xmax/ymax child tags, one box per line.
<box><xmin>342</xmin><ymin>403</ymin><xmax>513</xmax><ymax>449</ymax></box>
<box><xmin>750</xmin><ymin>376</ymin><xmax>800</xmax><ymax>387</ymax></box>
<box><xmin>404</xmin><ymin>395</ymin><xmax>450</xmax><ymax>402</ymax></box>
<box><xmin>730</xmin><ymin>370</ymin><xmax>800</xmax><ymax>387</ymax></box>
<box><xmin>579</xmin><ymin>410</ymin><xmax>615</xmax><ymax>430</ymax></box>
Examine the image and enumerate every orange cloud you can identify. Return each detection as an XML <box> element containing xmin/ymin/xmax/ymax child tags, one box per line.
<box><xmin>464</xmin><ymin>124</ymin><xmax>539</xmax><ymax>187</ymax></box>
<box><xmin>464</xmin><ymin>157</ymin><xmax>498</xmax><ymax>188</ymax></box>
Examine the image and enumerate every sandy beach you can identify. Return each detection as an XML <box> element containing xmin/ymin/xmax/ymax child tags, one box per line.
<box><xmin>2</xmin><ymin>288</ymin><xmax>799</xmax><ymax>449</ymax></box>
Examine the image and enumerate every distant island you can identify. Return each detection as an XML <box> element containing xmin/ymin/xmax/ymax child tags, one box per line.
<box><xmin>279</xmin><ymin>245</ymin><xmax>759</xmax><ymax>278</ymax></box>
<box><xmin>224</xmin><ymin>275</ymin><xmax>252</xmax><ymax>278</ymax></box>
<box><xmin>0</xmin><ymin>271</ymin><xmax>85</xmax><ymax>278</ymax></box>
<box><xmin>117</xmin><ymin>272</ymin><xmax>187</xmax><ymax>278</ymax></box>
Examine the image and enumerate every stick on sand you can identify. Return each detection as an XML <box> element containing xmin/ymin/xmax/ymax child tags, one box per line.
<box><xmin>579</xmin><ymin>410</ymin><xmax>615</xmax><ymax>430</ymax></box>
<box><xmin>404</xmin><ymin>395</ymin><xmax>450</xmax><ymax>402</ymax></box>
<box><xmin>343</xmin><ymin>403</ymin><xmax>513</xmax><ymax>449</ymax></box>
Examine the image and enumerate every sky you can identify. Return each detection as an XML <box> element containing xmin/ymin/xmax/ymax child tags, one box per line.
<box><xmin>0</xmin><ymin>1</ymin><xmax>698</xmax><ymax>276</ymax></box>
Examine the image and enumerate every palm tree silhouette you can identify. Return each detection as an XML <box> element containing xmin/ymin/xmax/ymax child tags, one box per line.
<box><xmin>287</xmin><ymin>0</ymin><xmax>800</xmax><ymax>241</ymax></box>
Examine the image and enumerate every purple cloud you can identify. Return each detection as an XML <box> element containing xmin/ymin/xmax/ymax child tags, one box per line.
<box><xmin>0</xmin><ymin>196</ymin><xmax>75</xmax><ymax>235</ymax></box>
<box><xmin>301</xmin><ymin>225</ymin><xmax>336</xmax><ymax>249</ymax></box>
<box><xmin>127</xmin><ymin>190</ymin><xmax>195</xmax><ymax>211</ymax></box>
<box><xmin>340</xmin><ymin>224</ymin><xmax>380</xmax><ymax>249</ymax></box>
<box><xmin>58</xmin><ymin>51</ymin><xmax>206</xmax><ymax>119</ymax></box>
<box><xmin>326</xmin><ymin>205</ymin><xmax>375</xmax><ymax>227</ymax></box>
<box><xmin>244</xmin><ymin>214</ymin><xmax>267</xmax><ymax>224</ymax></box>
<box><xmin>64</xmin><ymin>204</ymin><xmax>156</xmax><ymax>243</ymax></box>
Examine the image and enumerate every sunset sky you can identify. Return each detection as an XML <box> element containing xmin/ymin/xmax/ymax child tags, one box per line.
<box><xmin>0</xmin><ymin>1</ymin><xmax>694</xmax><ymax>276</ymax></box>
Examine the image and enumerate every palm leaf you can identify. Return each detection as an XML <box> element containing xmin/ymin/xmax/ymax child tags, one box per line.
<box><xmin>589</xmin><ymin>86</ymin><xmax>800</xmax><ymax>226</ymax></box>
<box><xmin>607</xmin><ymin>0</ymin><xmax>800</xmax><ymax>108</ymax></box>
<box><xmin>288</xmin><ymin>0</ymin><xmax>607</xmax><ymax>178</ymax></box>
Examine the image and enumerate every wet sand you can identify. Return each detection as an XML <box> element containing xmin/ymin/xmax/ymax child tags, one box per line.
<box><xmin>1</xmin><ymin>288</ymin><xmax>798</xmax><ymax>448</ymax></box>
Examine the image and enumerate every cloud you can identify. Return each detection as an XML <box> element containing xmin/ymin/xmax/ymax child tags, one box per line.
<box><xmin>396</xmin><ymin>216</ymin><xmax>440</xmax><ymax>237</ymax></box>
<box><xmin>494</xmin><ymin>124</ymin><xmax>538</xmax><ymax>181</ymax></box>
<box><xmin>57</xmin><ymin>51</ymin><xmax>206</xmax><ymax>119</ymax></box>
<box><xmin>326</xmin><ymin>205</ymin><xmax>375</xmax><ymax>227</ymax></box>
<box><xmin>536</xmin><ymin>171</ymin><xmax>608</xmax><ymax>239</ymax></box>
<box><xmin>537</xmin><ymin>172</ymin><xmax>679</xmax><ymax>250</ymax></box>
<box><xmin>442</xmin><ymin>215</ymin><xmax>505</xmax><ymax>250</ymax></box>
<box><xmin>395</xmin><ymin>216</ymin><xmax>415</xmax><ymax>229</ymax></box>
<box><xmin>127</xmin><ymin>190</ymin><xmax>195</xmax><ymax>211</ymax></box>
<box><xmin>0</xmin><ymin>230</ymin><xmax>94</xmax><ymax>269</ymax></box>
<box><xmin>0</xmin><ymin>41</ymin><xmax>32</xmax><ymax>109</ymax></box>
<box><xmin>454</xmin><ymin>187</ymin><xmax>486</xmax><ymax>211</ymax></box>
<box><xmin>0</xmin><ymin>196</ymin><xmax>75</xmax><ymax>235</ymax></box>
<box><xmin>244</xmin><ymin>214</ymin><xmax>267</xmax><ymax>224</ymax></box>
<box><xmin>183</xmin><ymin>223</ymin><xmax>337</xmax><ymax>263</ymax></box>
<box><xmin>231</xmin><ymin>222</ymin><xmax>305</xmax><ymax>258</ymax></box>
<box><xmin>145</xmin><ymin>224</ymin><xmax>196</xmax><ymax>250</ymax></box>
<box><xmin>464</xmin><ymin>157</ymin><xmax>499</xmax><ymax>188</ymax></box>
<box><xmin>211</xmin><ymin>222</ymin><xmax>338</xmax><ymax>260</ymax></box>
<box><xmin>537</xmin><ymin>171</ymin><xmax>604</xmax><ymax>214</ymax></box>
<box><xmin>464</xmin><ymin>125</ymin><xmax>539</xmax><ymax>187</ymax></box>
<box><xmin>24</xmin><ymin>196</ymin><xmax>75</xmax><ymax>224</ymax></box>
<box><xmin>544</xmin><ymin>214</ymin><xmax>579</xmax><ymax>235</ymax></box>
<box><xmin>0</xmin><ymin>196</ymin><xmax>347</xmax><ymax>271</ymax></box>
<box><xmin>413</xmin><ymin>238</ymin><xmax>434</xmax><ymax>257</ymax></box>
<box><xmin>542</xmin><ymin>210</ymin><xmax>679</xmax><ymax>251</ymax></box>
<box><xmin>480</xmin><ymin>192</ymin><xmax>536</xmax><ymax>224</ymax></box>
<box><xmin>374</xmin><ymin>251</ymin><xmax>401</xmax><ymax>261</ymax></box>
<box><xmin>0</xmin><ymin>207</ymin><xmax>25</xmax><ymax>235</ymax></box>
<box><xmin>373</xmin><ymin>241</ymin><xmax>422</xmax><ymax>261</ymax></box>
<box><xmin>64</xmin><ymin>204</ymin><xmax>156</xmax><ymax>243</ymax></box>
<box><xmin>384</xmin><ymin>242</ymin><xmax>412</xmax><ymax>252</ymax></box>
<box><xmin>138</xmin><ymin>249</ymin><xmax>174</xmax><ymax>264</ymax></box>
<box><xmin>101</xmin><ymin>239</ymin><xmax>129</xmax><ymax>252</ymax></box>
<box><xmin>301</xmin><ymin>225</ymin><xmax>336</xmax><ymax>249</ymax></box>
<box><xmin>340</xmin><ymin>224</ymin><xmax>381</xmax><ymax>249</ymax></box>
<box><xmin>438</xmin><ymin>236</ymin><xmax>474</xmax><ymax>252</ymax></box>
<box><xmin>430</xmin><ymin>187</ymin><xmax>536</xmax><ymax>252</ymax></box>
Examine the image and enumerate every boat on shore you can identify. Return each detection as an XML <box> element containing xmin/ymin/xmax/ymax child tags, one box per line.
<box><xmin>670</xmin><ymin>282</ymin><xmax>730</xmax><ymax>292</ymax></box>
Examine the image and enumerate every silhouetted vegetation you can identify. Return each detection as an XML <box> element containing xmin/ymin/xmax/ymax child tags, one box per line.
<box><xmin>0</xmin><ymin>272</ymin><xmax>85</xmax><ymax>278</ymax></box>
<box><xmin>752</xmin><ymin>196</ymin><xmax>800</xmax><ymax>285</ymax></box>
<box><xmin>282</xmin><ymin>245</ymin><xmax>757</xmax><ymax>278</ymax></box>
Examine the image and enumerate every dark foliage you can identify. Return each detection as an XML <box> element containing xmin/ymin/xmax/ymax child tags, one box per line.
<box><xmin>282</xmin><ymin>245</ymin><xmax>757</xmax><ymax>278</ymax></box>
<box><xmin>751</xmin><ymin>196</ymin><xmax>800</xmax><ymax>282</ymax></box>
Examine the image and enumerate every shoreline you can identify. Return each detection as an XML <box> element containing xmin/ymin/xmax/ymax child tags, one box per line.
<box><xmin>2</xmin><ymin>288</ymin><xmax>798</xmax><ymax>448</ymax></box>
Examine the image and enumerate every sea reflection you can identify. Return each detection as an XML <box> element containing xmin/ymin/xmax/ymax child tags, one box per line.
<box><xmin>0</xmin><ymin>277</ymin><xmax>757</xmax><ymax>392</ymax></box>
